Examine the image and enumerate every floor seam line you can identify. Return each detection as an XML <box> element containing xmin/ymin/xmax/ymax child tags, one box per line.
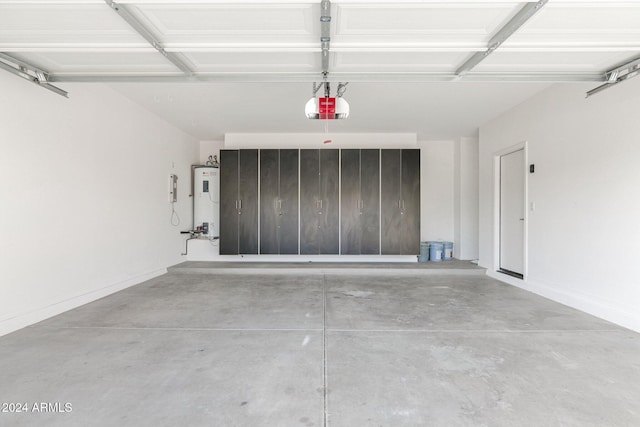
<box><xmin>325</xmin><ymin>329</ymin><xmax>623</xmax><ymax>333</ymax></box>
<box><xmin>29</xmin><ymin>326</ymin><xmax>623</xmax><ymax>333</ymax></box>
<box><xmin>31</xmin><ymin>326</ymin><xmax>325</xmax><ymax>332</ymax></box>
<box><xmin>323</xmin><ymin>273</ymin><xmax>328</xmax><ymax>427</ymax></box>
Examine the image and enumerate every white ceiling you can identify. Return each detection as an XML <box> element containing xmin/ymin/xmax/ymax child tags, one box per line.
<box><xmin>102</xmin><ymin>81</ymin><xmax>551</xmax><ymax>140</ymax></box>
<box><xmin>1</xmin><ymin>0</ymin><xmax>639</xmax><ymax>140</ymax></box>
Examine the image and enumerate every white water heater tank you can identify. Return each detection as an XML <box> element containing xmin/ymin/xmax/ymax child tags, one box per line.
<box><xmin>194</xmin><ymin>166</ymin><xmax>219</xmax><ymax>238</ymax></box>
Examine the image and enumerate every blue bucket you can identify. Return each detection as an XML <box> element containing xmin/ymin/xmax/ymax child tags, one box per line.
<box><xmin>418</xmin><ymin>242</ymin><xmax>429</xmax><ymax>262</ymax></box>
<box><xmin>442</xmin><ymin>241</ymin><xmax>453</xmax><ymax>260</ymax></box>
<box><xmin>429</xmin><ymin>242</ymin><xmax>443</xmax><ymax>262</ymax></box>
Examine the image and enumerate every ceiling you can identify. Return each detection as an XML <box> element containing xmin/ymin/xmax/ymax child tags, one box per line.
<box><xmin>2</xmin><ymin>0</ymin><xmax>639</xmax><ymax>140</ymax></box>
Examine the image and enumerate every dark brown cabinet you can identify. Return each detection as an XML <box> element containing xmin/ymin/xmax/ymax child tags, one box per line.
<box><xmin>341</xmin><ymin>149</ymin><xmax>380</xmax><ymax>254</ymax></box>
<box><xmin>259</xmin><ymin>149</ymin><xmax>299</xmax><ymax>254</ymax></box>
<box><xmin>381</xmin><ymin>149</ymin><xmax>421</xmax><ymax>255</ymax></box>
<box><xmin>299</xmin><ymin>149</ymin><xmax>339</xmax><ymax>254</ymax></box>
<box><xmin>220</xmin><ymin>147</ymin><xmax>419</xmax><ymax>257</ymax></box>
<box><xmin>219</xmin><ymin>149</ymin><xmax>258</xmax><ymax>255</ymax></box>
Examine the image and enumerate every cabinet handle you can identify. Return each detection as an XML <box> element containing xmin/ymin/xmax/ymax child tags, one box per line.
<box><xmin>235</xmin><ymin>200</ymin><xmax>238</xmax><ymax>209</ymax></box>
<box><xmin>319</xmin><ymin>199</ymin><xmax>323</xmax><ymax>209</ymax></box>
<box><xmin>397</xmin><ymin>200</ymin><xmax>401</xmax><ymax>209</ymax></box>
<box><xmin>402</xmin><ymin>200</ymin><xmax>405</xmax><ymax>209</ymax></box>
<box><xmin>279</xmin><ymin>200</ymin><xmax>282</xmax><ymax>210</ymax></box>
<box><xmin>239</xmin><ymin>199</ymin><xmax>242</xmax><ymax>210</ymax></box>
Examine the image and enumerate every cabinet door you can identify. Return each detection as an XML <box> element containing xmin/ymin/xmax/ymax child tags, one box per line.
<box><xmin>278</xmin><ymin>149</ymin><xmax>299</xmax><ymax>254</ymax></box>
<box><xmin>299</xmin><ymin>149</ymin><xmax>320</xmax><ymax>254</ymax></box>
<box><xmin>360</xmin><ymin>149</ymin><xmax>380</xmax><ymax>254</ymax></box>
<box><xmin>259</xmin><ymin>149</ymin><xmax>279</xmax><ymax>254</ymax></box>
<box><xmin>219</xmin><ymin>150</ymin><xmax>239</xmax><ymax>255</ymax></box>
<box><xmin>340</xmin><ymin>149</ymin><xmax>360</xmax><ymax>255</ymax></box>
<box><xmin>401</xmin><ymin>149</ymin><xmax>421</xmax><ymax>255</ymax></box>
<box><xmin>320</xmin><ymin>149</ymin><xmax>340</xmax><ymax>254</ymax></box>
<box><xmin>238</xmin><ymin>149</ymin><xmax>258</xmax><ymax>254</ymax></box>
<box><xmin>381</xmin><ymin>149</ymin><xmax>402</xmax><ymax>254</ymax></box>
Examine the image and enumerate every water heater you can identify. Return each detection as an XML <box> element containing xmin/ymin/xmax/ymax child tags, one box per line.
<box><xmin>193</xmin><ymin>166</ymin><xmax>219</xmax><ymax>238</ymax></box>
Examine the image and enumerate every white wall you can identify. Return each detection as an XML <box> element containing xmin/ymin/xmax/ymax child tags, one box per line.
<box><xmin>224</xmin><ymin>133</ymin><xmax>417</xmax><ymax>148</ymax></box>
<box><xmin>0</xmin><ymin>73</ymin><xmax>198</xmax><ymax>336</ymax></box>
<box><xmin>419</xmin><ymin>140</ymin><xmax>455</xmax><ymax>243</ymax></box>
<box><xmin>453</xmin><ymin>137</ymin><xmax>479</xmax><ymax>260</ymax></box>
<box><xmin>479</xmin><ymin>79</ymin><xmax>640</xmax><ymax>332</ymax></box>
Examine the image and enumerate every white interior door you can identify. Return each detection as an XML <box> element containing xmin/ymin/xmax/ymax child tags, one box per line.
<box><xmin>499</xmin><ymin>149</ymin><xmax>525</xmax><ymax>276</ymax></box>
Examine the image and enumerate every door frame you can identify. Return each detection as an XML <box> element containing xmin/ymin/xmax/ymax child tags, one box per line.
<box><xmin>493</xmin><ymin>141</ymin><xmax>528</xmax><ymax>280</ymax></box>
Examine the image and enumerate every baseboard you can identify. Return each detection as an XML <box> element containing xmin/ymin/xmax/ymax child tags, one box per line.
<box><xmin>486</xmin><ymin>270</ymin><xmax>640</xmax><ymax>333</ymax></box>
<box><xmin>169</xmin><ymin>266</ymin><xmax>485</xmax><ymax>276</ymax></box>
<box><xmin>0</xmin><ymin>268</ymin><xmax>167</xmax><ymax>338</ymax></box>
<box><xmin>193</xmin><ymin>255</ymin><xmax>420</xmax><ymax>263</ymax></box>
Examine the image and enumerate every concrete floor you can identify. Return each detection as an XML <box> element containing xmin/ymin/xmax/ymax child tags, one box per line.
<box><xmin>1</xmin><ymin>267</ymin><xmax>639</xmax><ymax>426</ymax></box>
